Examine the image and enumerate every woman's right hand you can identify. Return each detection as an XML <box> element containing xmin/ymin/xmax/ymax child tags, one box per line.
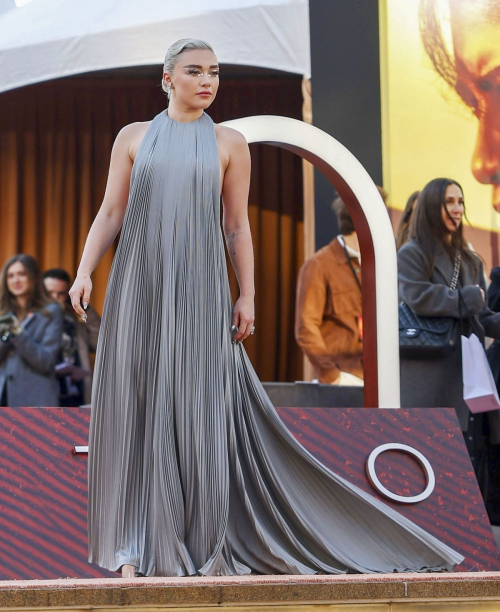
<box><xmin>69</xmin><ymin>274</ymin><xmax>92</xmax><ymax>320</ymax></box>
<box><xmin>476</xmin><ymin>285</ymin><xmax>486</xmax><ymax>302</ymax></box>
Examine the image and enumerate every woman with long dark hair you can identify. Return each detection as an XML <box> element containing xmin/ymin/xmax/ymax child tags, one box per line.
<box><xmin>398</xmin><ymin>178</ymin><xmax>500</xmax><ymax>492</ymax></box>
<box><xmin>0</xmin><ymin>254</ymin><xmax>63</xmax><ymax>407</ymax></box>
<box><xmin>70</xmin><ymin>39</ymin><xmax>462</xmax><ymax>577</ymax></box>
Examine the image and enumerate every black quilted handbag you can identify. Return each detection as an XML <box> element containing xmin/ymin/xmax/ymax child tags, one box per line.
<box><xmin>399</xmin><ymin>250</ymin><xmax>461</xmax><ymax>359</ymax></box>
<box><xmin>399</xmin><ymin>302</ymin><xmax>457</xmax><ymax>358</ymax></box>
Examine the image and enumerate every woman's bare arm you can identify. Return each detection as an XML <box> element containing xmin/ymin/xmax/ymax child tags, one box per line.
<box><xmin>218</xmin><ymin>126</ymin><xmax>254</xmax><ymax>342</ymax></box>
<box><xmin>70</xmin><ymin>122</ymin><xmax>147</xmax><ymax>317</ymax></box>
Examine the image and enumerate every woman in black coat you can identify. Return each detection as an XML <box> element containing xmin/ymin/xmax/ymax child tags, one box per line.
<box><xmin>0</xmin><ymin>254</ymin><xmax>63</xmax><ymax>407</ymax></box>
<box><xmin>398</xmin><ymin>178</ymin><xmax>500</xmax><ymax>495</ymax></box>
<box><xmin>486</xmin><ymin>268</ymin><xmax>500</xmax><ymax>401</ymax></box>
<box><xmin>485</xmin><ymin>268</ymin><xmax>500</xmax><ymax>523</ymax></box>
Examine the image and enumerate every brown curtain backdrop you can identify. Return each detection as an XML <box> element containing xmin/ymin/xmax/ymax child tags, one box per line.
<box><xmin>0</xmin><ymin>71</ymin><xmax>304</xmax><ymax>381</ymax></box>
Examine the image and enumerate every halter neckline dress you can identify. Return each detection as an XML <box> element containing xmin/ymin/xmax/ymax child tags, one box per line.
<box><xmin>87</xmin><ymin>109</ymin><xmax>463</xmax><ymax>576</ymax></box>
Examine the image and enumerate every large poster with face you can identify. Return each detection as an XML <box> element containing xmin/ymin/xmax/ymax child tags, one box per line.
<box><xmin>381</xmin><ymin>0</ymin><xmax>500</xmax><ymax>265</ymax></box>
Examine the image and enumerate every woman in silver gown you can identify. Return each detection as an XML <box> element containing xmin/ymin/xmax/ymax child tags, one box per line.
<box><xmin>70</xmin><ymin>39</ymin><xmax>463</xmax><ymax>578</ymax></box>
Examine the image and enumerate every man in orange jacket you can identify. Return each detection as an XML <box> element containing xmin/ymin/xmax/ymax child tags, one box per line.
<box><xmin>295</xmin><ymin>191</ymin><xmax>387</xmax><ymax>385</ymax></box>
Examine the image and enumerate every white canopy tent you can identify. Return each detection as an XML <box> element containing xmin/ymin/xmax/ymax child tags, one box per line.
<box><xmin>0</xmin><ymin>0</ymin><xmax>310</xmax><ymax>94</ymax></box>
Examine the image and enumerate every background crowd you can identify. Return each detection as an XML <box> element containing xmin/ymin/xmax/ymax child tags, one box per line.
<box><xmin>0</xmin><ymin>256</ymin><xmax>100</xmax><ymax>409</ymax></box>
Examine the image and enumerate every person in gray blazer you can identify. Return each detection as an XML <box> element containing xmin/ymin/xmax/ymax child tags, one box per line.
<box><xmin>398</xmin><ymin>177</ymin><xmax>500</xmax><ymax>495</ymax></box>
<box><xmin>0</xmin><ymin>254</ymin><xmax>63</xmax><ymax>407</ymax></box>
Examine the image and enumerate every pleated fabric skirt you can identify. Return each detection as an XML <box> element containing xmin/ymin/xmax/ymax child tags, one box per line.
<box><xmin>87</xmin><ymin>110</ymin><xmax>463</xmax><ymax>576</ymax></box>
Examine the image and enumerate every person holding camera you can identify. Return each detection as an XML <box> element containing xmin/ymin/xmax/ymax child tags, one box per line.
<box><xmin>0</xmin><ymin>254</ymin><xmax>63</xmax><ymax>407</ymax></box>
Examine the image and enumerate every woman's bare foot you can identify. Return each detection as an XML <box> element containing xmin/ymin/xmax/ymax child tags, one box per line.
<box><xmin>121</xmin><ymin>564</ymin><xmax>136</xmax><ymax>578</ymax></box>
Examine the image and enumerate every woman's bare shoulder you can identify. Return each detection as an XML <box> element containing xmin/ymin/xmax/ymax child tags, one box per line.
<box><xmin>214</xmin><ymin>124</ymin><xmax>247</xmax><ymax>147</ymax></box>
<box><xmin>214</xmin><ymin>124</ymin><xmax>249</xmax><ymax>167</ymax></box>
<box><xmin>116</xmin><ymin>120</ymin><xmax>153</xmax><ymax>161</ymax></box>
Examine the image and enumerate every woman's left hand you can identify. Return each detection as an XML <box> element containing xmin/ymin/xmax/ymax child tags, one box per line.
<box><xmin>231</xmin><ymin>296</ymin><xmax>255</xmax><ymax>343</ymax></box>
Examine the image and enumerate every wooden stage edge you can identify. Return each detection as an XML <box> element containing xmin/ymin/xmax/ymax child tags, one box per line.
<box><xmin>1</xmin><ymin>573</ymin><xmax>500</xmax><ymax>611</ymax></box>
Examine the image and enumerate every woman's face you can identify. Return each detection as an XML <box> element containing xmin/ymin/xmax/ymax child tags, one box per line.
<box><xmin>6</xmin><ymin>262</ymin><xmax>31</xmax><ymax>299</ymax></box>
<box><xmin>441</xmin><ymin>183</ymin><xmax>464</xmax><ymax>233</ymax></box>
<box><xmin>163</xmin><ymin>49</ymin><xmax>219</xmax><ymax>111</ymax></box>
<box><xmin>450</xmin><ymin>0</ymin><xmax>500</xmax><ymax>210</ymax></box>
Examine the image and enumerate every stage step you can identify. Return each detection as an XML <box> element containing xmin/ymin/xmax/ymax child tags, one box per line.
<box><xmin>0</xmin><ymin>572</ymin><xmax>499</xmax><ymax>611</ymax></box>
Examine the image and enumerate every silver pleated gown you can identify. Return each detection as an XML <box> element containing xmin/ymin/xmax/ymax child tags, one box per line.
<box><xmin>88</xmin><ymin>110</ymin><xmax>463</xmax><ymax>576</ymax></box>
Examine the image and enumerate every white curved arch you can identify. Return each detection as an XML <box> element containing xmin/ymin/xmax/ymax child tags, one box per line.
<box><xmin>222</xmin><ymin>115</ymin><xmax>400</xmax><ymax>408</ymax></box>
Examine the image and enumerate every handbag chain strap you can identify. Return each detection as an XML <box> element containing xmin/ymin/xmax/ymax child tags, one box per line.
<box><xmin>452</xmin><ymin>249</ymin><xmax>465</xmax><ymax>336</ymax></box>
<box><xmin>450</xmin><ymin>250</ymin><xmax>461</xmax><ymax>290</ymax></box>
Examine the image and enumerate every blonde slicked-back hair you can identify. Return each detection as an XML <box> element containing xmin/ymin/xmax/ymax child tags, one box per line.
<box><xmin>161</xmin><ymin>38</ymin><xmax>216</xmax><ymax>95</ymax></box>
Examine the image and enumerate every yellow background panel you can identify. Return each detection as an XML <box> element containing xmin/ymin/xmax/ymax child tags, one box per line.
<box><xmin>380</xmin><ymin>0</ymin><xmax>500</xmax><ymax>233</ymax></box>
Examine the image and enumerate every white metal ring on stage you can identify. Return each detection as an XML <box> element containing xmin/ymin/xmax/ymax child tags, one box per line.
<box><xmin>366</xmin><ymin>443</ymin><xmax>436</xmax><ymax>504</ymax></box>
